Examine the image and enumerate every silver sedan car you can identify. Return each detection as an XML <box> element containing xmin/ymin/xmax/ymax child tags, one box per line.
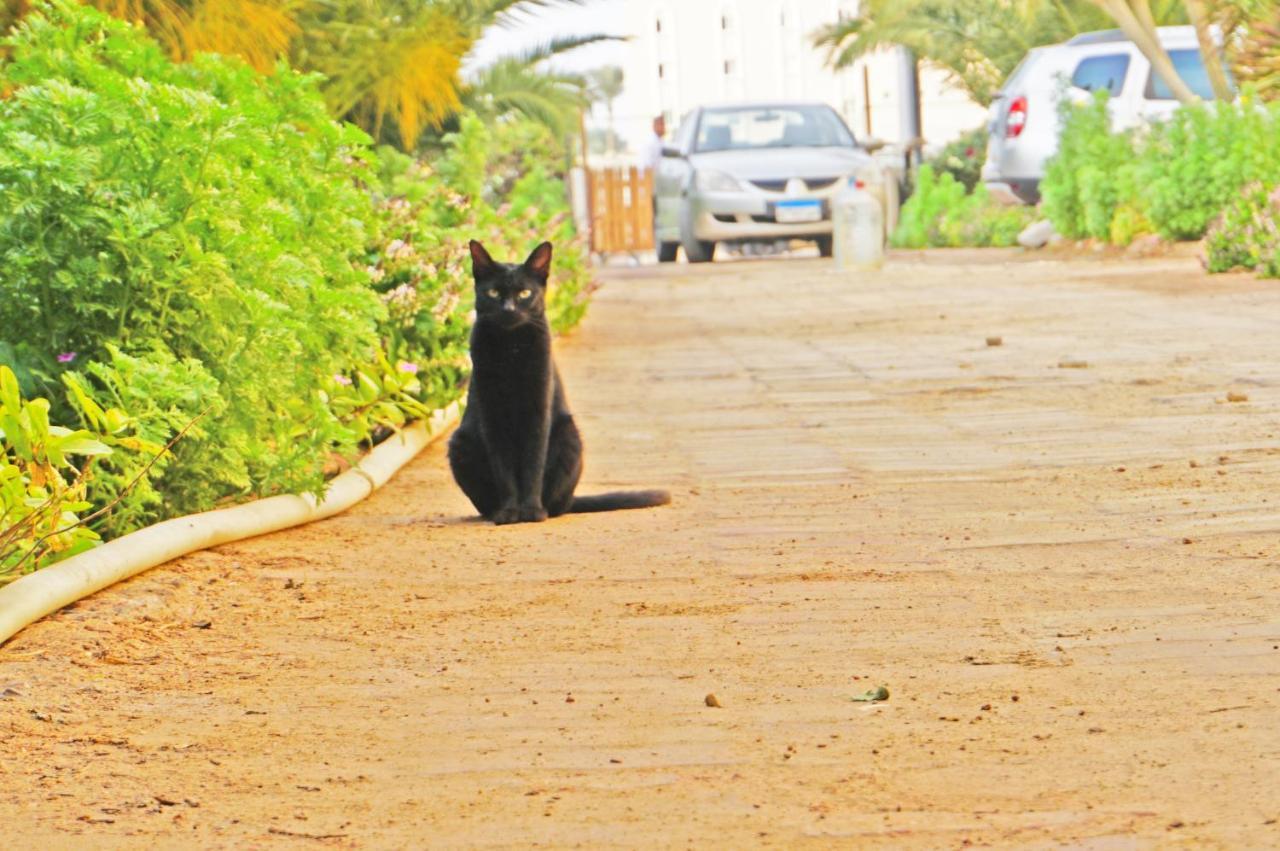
<box><xmin>653</xmin><ymin>102</ymin><xmax>894</xmax><ymax>263</ymax></box>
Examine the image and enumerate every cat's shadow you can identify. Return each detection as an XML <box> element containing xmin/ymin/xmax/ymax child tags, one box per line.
<box><xmin>433</xmin><ymin>513</ymin><xmax>490</xmax><ymax>527</ymax></box>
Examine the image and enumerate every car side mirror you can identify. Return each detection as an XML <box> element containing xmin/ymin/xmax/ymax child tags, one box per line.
<box><xmin>661</xmin><ymin>145</ymin><xmax>684</xmax><ymax>158</ymax></box>
<box><xmin>861</xmin><ymin>138</ymin><xmax>888</xmax><ymax>154</ymax></box>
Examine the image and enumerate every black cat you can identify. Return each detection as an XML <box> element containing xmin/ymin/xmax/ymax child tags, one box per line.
<box><xmin>447</xmin><ymin>240</ymin><xmax>670</xmax><ymax>525</ymax></box>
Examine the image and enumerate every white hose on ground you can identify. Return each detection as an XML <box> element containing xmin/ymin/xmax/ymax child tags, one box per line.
<box><xmin>0</xmin><ymin>403</ymin><xmax>459</xmax><ymax>647</ymax></box>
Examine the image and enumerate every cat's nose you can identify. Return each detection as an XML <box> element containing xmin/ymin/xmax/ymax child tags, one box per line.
<box><xmin>502</xmin><ymin>300</ymin><xmax>516</xmax><ymax>312</ymax></box>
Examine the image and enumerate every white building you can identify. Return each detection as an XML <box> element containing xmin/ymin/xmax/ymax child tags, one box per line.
<box><xmin>605</xmin><ymin>0</ymin><xmax>987</xmax><ymax>159</ymax></box>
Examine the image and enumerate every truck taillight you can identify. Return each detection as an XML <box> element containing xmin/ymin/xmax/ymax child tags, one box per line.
<box><xmin>1006</xmin><ymin>96</ymin><xmax>1027</xmax><ymax>139</ymax></box>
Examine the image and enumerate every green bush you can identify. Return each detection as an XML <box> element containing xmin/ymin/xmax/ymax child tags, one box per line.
<box><xmin>1205</xmin><ymin>182</ymin><xmax>1280</xmax><ymax>276</ymax></box>
<box><xmin>1</xmin><ymin>365</ymin><xmax>116</xmax><ymax>582</ymax></box>
<box><xmin>63</xmin><ymin>346</ymin><xmax>223</xmax><ymax>536</ymax></box>
<box><xmin>1043</xmin><ymin>90</ymin><xmax>1280</xmax><ymax>250</ymax></box>
<box><xmin>1041</xmin><ymin>91</ymin><xmax>1140</xmax><ymax>241</ymax></box>
<box><xmin>926</xmin><ymin>125</ymin><xmax>988</xmax><ymax>193</ymax></box>
<box><xmin>893</xmin><ymin>165</ymin><xmax>1036</xmax><ymax>249</ymax></box>
<box><xmin>0</xmin><ymin>2</ymin><xmax>383</xmax><ymax>513</ymax></box>
<box><xmin>1137</xmin><ymin>97</ymin><xmax>1280</xmax><ymax>241</ymax></box>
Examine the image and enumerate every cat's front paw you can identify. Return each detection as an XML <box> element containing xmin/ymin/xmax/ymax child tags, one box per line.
<box><xmin>516</xmin><ymin>504</ymin><xmax>548</xmax><ymax>523</ymax></box>
<box><xmin>491</xmin><ymin>506</ymin><xmax>523</xmax><ymax>525</ymax></box>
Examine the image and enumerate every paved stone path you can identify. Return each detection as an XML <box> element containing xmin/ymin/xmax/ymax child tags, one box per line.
<box><xmin>2</xmin><ymin>249</ymin><xmax>1278</xmax><ymax>848</ymax></box>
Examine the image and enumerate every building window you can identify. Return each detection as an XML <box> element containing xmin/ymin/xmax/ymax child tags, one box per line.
<box><xmin>724</xmin><ymin>59</ymin><xmax>735</xmax><ymax>75</ymax></box>
<box><xmin>655</xmin><ymin>17</ymin><xmax>661</xmax><ymax>32</ymax></box>
<box><xmin>721</xmin><ymin>14</ymin><xmax>729</xmax><ymax>30</ymax></box>
<box><xmin>658</xmin><ymin>63</ymin><xmax>665</xmax><ymax>79</ymax></box>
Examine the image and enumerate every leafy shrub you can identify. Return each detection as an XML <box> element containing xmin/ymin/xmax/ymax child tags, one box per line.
<box><xmin>1</xmin><ymin>366</ymin><xmax>115</xmax><ymax>581</ymax></box>
<box><xmin>926</xmin><ymin>125</ymin><xmax>988</xmax><ymax>193</ymax></box>
<box><xmin>1043</xmin><ymin>90</ymin><xmax>1280</xmax><ymax>247</ymax></box>
<box><xmin>1137</xmin><ymin>97</ymin><xmax>1280</xmax><ymax>240</ymax></box>
<box><xmin>329</xmin><ymin>351</ymin><xmax>436</xmax><ymax>446</ymax></box>
<box><xmin>1108</xmin><ymin>202</ymin><xmax>1154</xmax><ymax>246</ymax></box>
<box><xmin>63</xmin><ymin>346</ymin><xmax>222</xmax><ymax>536</ymax></box>
<box><xmin>893</xmin><ymin>165</ymin><xmax>1036</xmax><ymax>248</ymax></box>
<box><xmin>1041</xmin><ymin>91</ymin><xmax>1140</xmax><ymax>241</ymax></box>
<box><xmin>0</xmin><ymin>2</ymin><xmax>384</xmax><ymax>513</ymax></box>
<box><xmin>1205</xmin><ymin>182</ymin><xmax>1280</xmax><ymax>276</ymax></box>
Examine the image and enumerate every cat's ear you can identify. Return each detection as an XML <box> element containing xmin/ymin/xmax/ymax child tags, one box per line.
<box><xmin>469</xmin><ymin>240</ymin><xmax>497</xmax><ymax>279</ymax></box>
<box><xmin>523</xmin><ymin>241</ymin><xmax>553</xmax><ymax>281</ymax></box>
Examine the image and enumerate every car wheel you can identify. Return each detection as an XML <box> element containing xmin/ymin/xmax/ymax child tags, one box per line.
<box><xmin>815</xmin><ymin>235</ymin><xmax>833</xmax><ymax>258</ymax></box>
<box><xmin>683</xmin><ymin>238</ymin><xmax>716</xmax><ymax>263</ymax></box>
<box><xmin>656</xmin><ymin>241</ymin><xmax>678</xmax><ymax>263</ymax></box>
<box><xmin>679</xmin><ymin>209</ymin><xmax>716</xmax><ymax>263</ymax></box>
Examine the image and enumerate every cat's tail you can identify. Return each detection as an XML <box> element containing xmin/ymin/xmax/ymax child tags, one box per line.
<box><xmin>569</xmin><ymin>490</ymin><xmax>671</xmax><ymax>514</ymax></box>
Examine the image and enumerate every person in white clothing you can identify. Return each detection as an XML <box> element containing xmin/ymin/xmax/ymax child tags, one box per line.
<box><xmin>642</xmin><ymin>114</ymin><xmax>666</xmax><ymax>173</ymax></box>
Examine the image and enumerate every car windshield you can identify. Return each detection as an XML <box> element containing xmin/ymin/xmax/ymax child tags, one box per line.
<box><xmin>695</xmin><ymin>106</ymin><xmax>854</xmax><ymax>153</ymax></box>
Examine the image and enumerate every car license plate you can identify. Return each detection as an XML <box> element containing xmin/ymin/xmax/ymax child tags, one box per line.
<box><xmin>774</xmin><ymin>199</ymin><xmax>822</xmax><ymax>223</ymax></box>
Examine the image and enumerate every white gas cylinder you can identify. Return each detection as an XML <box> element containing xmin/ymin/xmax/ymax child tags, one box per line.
<box><xmin>831</xmin><ymin>178</ymin><xmax>884</xmax><ymax>271</ymax></box>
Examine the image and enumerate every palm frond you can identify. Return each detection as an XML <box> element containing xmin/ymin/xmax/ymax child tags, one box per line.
<box><xmin>441</xmin><ymin>0</ymin><xmax>592</xmax><ymax>31</ymax></box>
<box><xmin>86</xmin><ymin>0</ymin><xmax>188</xmax><ymax>57</ymax></box>
<box><xmin>813</xmin><ymin>0</ymin><xmax>1181</xmax><ymax>104</ymax></box>
<box><xmin>183</xmin><ymin>0</ymin><xmax>301</xmax><ymax>71</ymax></box>
<box><xmin>464</xmin><ymin>58</ymin><xmax>587</xmax><ymax>137</ymax></box>
<box><xmin>497</xmin><ymin>32</ymin><xmax>625</xmax><ymax>66</ymax></box>
<box><xmin>307</xmin><ymin>5</ymin><xmax>469</xmax><ymax>147</ymax></box>
<box><xmin>462</xmin><ymin>30</ymin><xmax>621</xmax><ymax>137</ymax></box>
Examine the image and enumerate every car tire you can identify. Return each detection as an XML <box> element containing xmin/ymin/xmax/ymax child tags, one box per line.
<box><xmin>815</xmin><ymin>235</ymin><xmax>833</xmax><ymax>258</ymax></box>
<box><xmin>657</xmin><ymin>241</ymin><xmax>678</xmax><ymax>263</ymax></box>
<box><xmin>679</xmin><ymin>209</ymin><xmax>715</xmax><ymax>263</ymax></box>
<box><xmin>683</xmin><ymin>238</ymin><xmax>716</xmax><ymax>263</ymax></box>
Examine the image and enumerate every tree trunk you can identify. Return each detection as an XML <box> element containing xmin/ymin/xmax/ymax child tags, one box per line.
<box><xmin>1186</xmin><ymin>0</ymin><xmax>1234</xmax><ymax>101</ymax></box>
<box><xmin>1093</xmin><ymin>0</ymin><xmax>1201</xmax><ymax>104</ymax></box>
<box><xmin>606</xmin><ymin>102</ymin><xmax>615</xmax><ymax>156</ymax></box>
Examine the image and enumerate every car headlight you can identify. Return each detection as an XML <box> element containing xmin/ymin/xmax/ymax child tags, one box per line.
<box><xmin>694</xmin><ymin>169</ymin><xmax>743</xmax><ymax>192</ymax></box>
<box><xmin>853</xmin><ymin>166</ymin><xmax>884</xmax><ymax>188</ymax></box>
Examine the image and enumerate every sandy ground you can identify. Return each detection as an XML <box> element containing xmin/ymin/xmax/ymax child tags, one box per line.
<box><xmin>1</xmin><ymin>249</ymin><xmax>1278</xmax><ymax>849</ymax></box>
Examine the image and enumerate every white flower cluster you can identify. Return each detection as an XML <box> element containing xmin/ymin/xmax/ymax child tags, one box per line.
<box><xmin>382</xmin><ymin>283</ymin><xmax>421</xmax><ymax>328</ymax></box>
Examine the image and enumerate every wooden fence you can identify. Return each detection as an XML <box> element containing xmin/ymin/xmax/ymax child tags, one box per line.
<box><xmin>588</xmin><ymin>167</ymin><xmax>654</xmax><ymax>254</ymax></box>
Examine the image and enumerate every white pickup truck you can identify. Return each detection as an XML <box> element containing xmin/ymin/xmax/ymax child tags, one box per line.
<box><xmin>982</xmin><ymin>26</ymin><xmax>1222</xmax><ymax>204</ymax></box>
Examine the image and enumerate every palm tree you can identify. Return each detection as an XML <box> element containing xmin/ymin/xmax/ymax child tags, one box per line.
<box><xmin>1</xmin><ymin>1</ymin><xmax>31</xmax><ymax>34</ymax></box>
<box><xmin>289</xmin><ymin>1</ymin><xmax>473</xmax><ymax>147</ymax></box>
<box><xmin>586</xmin><ymin>65</ymin><xmax>623</xmax><ymax>154</ymax></box>
<box><xmin>814</xmin><ymin>0</ymin><xmax>1186</xmax><ymax>105</ymax></box>
<box><xmin>1229</xmin><ymin>9</ymin><xmax>1280</xmax><ymax>100</ymax></box>
<box><xmin>76</xmin><ymin>1</ymin><xmax>295</xmax><ymax>71</ymax></box>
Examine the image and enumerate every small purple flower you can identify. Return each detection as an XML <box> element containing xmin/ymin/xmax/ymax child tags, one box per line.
<box><xmin>57</xmin><ymin>352</ymin><xmax>77</xmax><ymax>363</ymax></box>
<box><xmin>396</xmin><ymin>360</ymin><xmax>419</xmax><ymax>374</ymax></box>
<box><xmin>334</xmin><ymin>374</ymin><xmax>353</xmax><ymax>386</ymax></box>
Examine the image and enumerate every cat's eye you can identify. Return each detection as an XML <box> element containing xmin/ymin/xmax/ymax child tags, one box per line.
<box><xmin>486</xmin><ymin>288</ymin><xmax>499</xmax><ymax>298</ymax></box>
<box><xmin>518</xmin><ymin>289</ymin><xmax>533</xmax><ymax>299</ymax></box>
